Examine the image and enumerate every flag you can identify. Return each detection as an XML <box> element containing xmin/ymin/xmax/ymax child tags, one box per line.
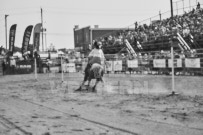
<box><xmin>33</xmin><ymin>23</ymin><xmax>42</xmax><ymax>51</ymax></box>
<box><xmin>9</xmin><ymin>24</ymin><xmax>17</xmax><ymax>55</ymax></box>
<box><xmin>22</xmin><ymin>25</ymin><xmax>33</xmax><ymax>55</ymax></box>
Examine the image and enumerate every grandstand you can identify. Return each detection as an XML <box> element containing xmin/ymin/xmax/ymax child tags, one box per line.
<box><xmin>74</xmin><ymin>3</ymin><xmax>203</xmax><ymax>59</ymax></box>
<box><xmin>73</xmin><ymin>2</ymin><xmax>203</xmax><ymax>75</ymax></box>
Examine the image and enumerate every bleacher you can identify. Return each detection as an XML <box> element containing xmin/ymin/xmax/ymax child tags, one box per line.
<box><xmin>101</xmin><ymin>3</ymin><xmax>203</xmax><ymax>57</ymax></box>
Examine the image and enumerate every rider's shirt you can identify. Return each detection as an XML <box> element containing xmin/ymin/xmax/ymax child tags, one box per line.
<box><xmin>88</xmin><ymin>48</ymin><xmax>105</xmax><ymax>65</ymax></box>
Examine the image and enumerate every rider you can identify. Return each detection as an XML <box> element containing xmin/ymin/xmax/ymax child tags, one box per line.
<box><xmin>84</xmin><ymin>41</ymin><xmax>105</xmax><ymax>81</ymax></box>
<box><xmin>75</xmin><ymin>41</ymin><xmax>105</xmax><ymax>91</ymax></box>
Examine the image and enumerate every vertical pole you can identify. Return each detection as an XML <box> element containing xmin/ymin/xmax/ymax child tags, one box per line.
<box><xmin>170</xmin><ymin>0</ymin><xmax>174</xmax><ymax>19</ymax></box>
<box><xmin>61</xmin><ymin>55</ymin><xmax>64</xmax><ymax>82</ymax></box>
<box><xmin>45</xmin><ymin>29</ymin><xmax>47</xmax><ymax>51</ymax></box>
<box><xmin>41</xmin><ymin>8</ymin><xmax>44</xmax><ymax>51</ymax></box>
<box><xmin>5</xmin><ymin>15</ymin><xmax>8</xmax><ymax>50</ymax></box>
<box><xmin>35</xmin><ymin>58</ymin><xmax>37</xmax><ymax>80</ymax></box>
<box><xmin>159</xmin><ymin>11</ymin><xmax>162</xmax><ymax>21</ymax></box>
<box><xmin>171</xmin><ymin>46</ymin><xmax>175</xmax><ymax>94</ymax></box>
<box><xmin>176</xmin><ymin>2</ymin><xmax>178</xmax><ymax>15</ymax></box>
<box><xmin>182</xmin><ymin>0</ymin><xmax>184</xmax><ymax>13</ymax></box>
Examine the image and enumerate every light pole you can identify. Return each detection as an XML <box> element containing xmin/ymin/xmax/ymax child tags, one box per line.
<box><xmin>182</xmin><ymin>0</ymin><xmax>184</xmax><ymax>13</ymax></box>
<box><xmin>170</xmin><ymin>0</ymin><xmax>174</xmax><ymax>19</ymax></box>
<box><xmin>176</xmin><ymin>1</ymin><xmax>178</xmax><ymax>15</ymax></box>
<box><xmin>5</xmin><ymin>14</ymin><xmax>9</xmax><ymax>50</ymax></box>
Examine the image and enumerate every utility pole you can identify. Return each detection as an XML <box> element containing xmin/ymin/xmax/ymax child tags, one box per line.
<box><xmin>41</xmin><ymin>8</ymin><xmax>44</xmax><ymax>51</ymax></box>
<box><xmin>170</xmin><ymin>0</ymin><xmax>174</xmax><ymax>19</ymax></box>
<box><xmin>44</xmin><ymin>28</ymin><xmax>47</xmax><ymax>51</ymax></box>
<box><xmin>182</xmin><ymin>0</ymin><xmax>184</xmax><ymax>14</ymax></box>
<box><xmin>5</xmin><ymin>15</ymin><xmax>8</xmax><ymax>50</ymax></box>
<box><xmin>159</xmin><ymin>11</ymin><xmax>162</xmax><ymax>21</ymax></box>
<box><xmin>176</xmin><ymin>1</ymin><xmax>178</xmax><ymax>15</ymax></box>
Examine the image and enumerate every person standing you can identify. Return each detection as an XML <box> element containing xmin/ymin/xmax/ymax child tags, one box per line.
<box><xmin>10</xmin><ymin>57</ymin><xmax>16</xmax><ymax>74</ymax></box>
<box><xmin>2</xmin><ymin>59</ymin><xmax>6</xmax><ymax>75</ymax></box>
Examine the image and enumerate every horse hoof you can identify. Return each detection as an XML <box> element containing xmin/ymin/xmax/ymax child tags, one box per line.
<box><xmin>92</xmin><ymin>87</ymin><xmax>97</xmax><ymax>92</ymax></box>
<box><xmin>75</xmin><ymin>87</ymin><xmax>82</xmax><ymax>92</ymax></box>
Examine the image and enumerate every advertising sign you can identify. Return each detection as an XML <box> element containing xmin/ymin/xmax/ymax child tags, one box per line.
<box><xmin>113</xmin><ymin>60</ymin><xmax>122</xmax><ymax>71</ymax></box>
<box><xmin>105</xmin><ymin>61</ymin><xmax>113</xmax><ymax>71</ymax></box>
<box><xmin>127</xmin><ymin>60</ymin><xmax>138</xmax><ymax>68</ymax></box>
<box><xmin>153</xmin><ymin>59</ymin><xmax>166</xmax><ymax>68</ymax></box>
<box><xmin>168</xmin><ymin>59</ymin><xmax>182</xmax><ymax>68</ymax></box>
<box><xmin>185</xmin><ymin>58</ymin><xmax>200</xmax><ymax>68</ymax></box>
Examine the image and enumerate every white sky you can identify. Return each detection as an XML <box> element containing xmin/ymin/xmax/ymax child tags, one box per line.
<box><xmin>0</xmin><ymin>0</ymin><xmax>200</xmax><ymax>50</ymax></box>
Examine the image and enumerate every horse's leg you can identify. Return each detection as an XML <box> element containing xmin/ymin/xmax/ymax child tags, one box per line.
<box><xmin>92</xmin><ymin>79</ymin><xmax>99</xmax><ymax>92</ymax></box>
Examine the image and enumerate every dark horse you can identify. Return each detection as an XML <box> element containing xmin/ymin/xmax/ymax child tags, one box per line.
<box><xmin>75</xmin><ymin>63</ymin><xmax>104</xmax><ymax>92</ymax></box>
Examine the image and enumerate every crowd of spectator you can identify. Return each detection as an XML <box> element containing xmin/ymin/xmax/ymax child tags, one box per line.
<box><xmin>98</xmin><ymin>2</ymin><xmax>203</xmax><ymax>53</ymax></box>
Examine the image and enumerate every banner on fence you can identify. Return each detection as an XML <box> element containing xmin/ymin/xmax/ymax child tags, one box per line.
<box><xmin>168</xmin><ymin>59</ymin><xmax>182</xmax><ymax>68</ymax></box>
<box><xmin>113</xmin><ymin>60</ymin><xmax>122</xmax><ymax>71</ymax></box>
<box><xmin>66</xmin><ymin>63</ymin><xmax>76</xmax><ymax>72</ymax></box>
<box><xmin>127</xmin><ymin>60</ymin><xmax>138</xmax><ymax>68</ymax></box>
<box><xmin>185</xmin><ymin>58</ymin><xmax>200</xmax><ymax>68</ymax></box>
<box><xmin>153</xmin><ymin>59</ymin><xmax>166</xmax><ymax>68</ymax></box>
<box><xmin>105</xmin><ymin>61</ymin><xmax>113</xmax><ymax>71</ymax></box>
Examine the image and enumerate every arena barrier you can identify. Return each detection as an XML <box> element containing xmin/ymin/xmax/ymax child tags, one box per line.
<box><xmin>60</xmin><ymin>57</ymin><xmax>203</xmax><ymax>76</ymax></box>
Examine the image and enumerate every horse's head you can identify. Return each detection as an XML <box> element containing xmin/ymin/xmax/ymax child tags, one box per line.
<box><xmin>90</xmin><ymin>63</ymin><xmax>104</xmax><ymax>79</ymax></box>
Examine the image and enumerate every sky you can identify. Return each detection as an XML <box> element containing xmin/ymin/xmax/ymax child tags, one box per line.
<box><xmin>0</xmin><ymin>0</ymin><xmax>200</xmax><ymax>50</ymax></box>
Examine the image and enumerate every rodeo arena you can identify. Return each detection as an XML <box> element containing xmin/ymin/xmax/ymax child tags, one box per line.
<box><xmin>1</xmin><ymin>1</ymin><xmax>203</xmax><ymax>135</ymax></box>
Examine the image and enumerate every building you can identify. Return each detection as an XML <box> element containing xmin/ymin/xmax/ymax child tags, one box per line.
<box><xmin>73</xmin><ymin>25</ymin><xmax>134</xmax><ymax>56</ymax></box>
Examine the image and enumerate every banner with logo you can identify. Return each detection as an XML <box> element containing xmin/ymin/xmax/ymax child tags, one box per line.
<box><xmin>185</xmin><ymin>58</ymin><xmax>200</xmax><ymax>68</ymax></box>
<box><xmin>64</xmin><ymin>63</ymin><xmax>76</xmax><ymax>72</ymax></box>
<box><xmin>33</xmin><ymin>23</ymin><xmax>42</xmax><ymax>51</ymax></box>
<box><xmin>168</xmin><ymin>59</ymin><xmax>182</xmax><ymax>68</ymax></box>
<box><xmin>22</xmin><ymin>25</ymin><xmax>33</xmax><ymax>55</ymax></box>
<box><xmin>9</xmin><ymin>24</ymin><xmax>17</xmax><ymax>55</ymax></box>
<box><xmin>105</xmin><ymin>61</ymin><xmax>113</xmax><ymax>71</ymax></box>
<box><xmin>153</xmin><ymin>59</ymin><xmax>166</xmax><ymax>68</ymax></box>
<box><xmin>113</xmin><ymin>60</ymin><xmax>122</xmax><ymax>71</ymax></box>
<box><xmin>127</xmin><ymin>60</ymin><xmax>138</xmax><ymax>68</ymax></box>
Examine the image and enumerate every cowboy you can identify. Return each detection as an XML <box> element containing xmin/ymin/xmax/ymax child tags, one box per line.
<box><xmin>75</xmin><ymin>41</ymin><xmax>105</xmax><ymax>91</ymax></box>
<box><xmin>84</xmin><ymin>41</ymin><xmax>105</xmax><ymax>82</ymax></box>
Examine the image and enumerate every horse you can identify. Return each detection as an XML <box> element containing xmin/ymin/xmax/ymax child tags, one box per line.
<box><xmin>75</xmin><ymin>63</ymin><xmax>104</xmax><ymax>92</ymax></box>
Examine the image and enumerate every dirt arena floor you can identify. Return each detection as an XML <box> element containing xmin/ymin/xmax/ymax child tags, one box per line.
<box><xmin>0</xmin><ymin>73</ymin><xmax>203</xmax><ymax>135</ymax></box>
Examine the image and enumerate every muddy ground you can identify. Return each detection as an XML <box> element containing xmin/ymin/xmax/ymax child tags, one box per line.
<box><xmin>0</xmin><ymin>73</ymin><xmax>203</xmax><ymax>135</ymax></box>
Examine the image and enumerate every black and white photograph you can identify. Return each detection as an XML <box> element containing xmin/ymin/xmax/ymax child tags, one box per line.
<box><xmin>0</xmin><ymin>0</ymin><xmax>203</xmax><ymax>134</ymax></box>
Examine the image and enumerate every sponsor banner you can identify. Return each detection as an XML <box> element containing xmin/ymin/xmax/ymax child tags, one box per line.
<box><xmin>22</xmin><ymin>25</ymin><xmax>33</xmax><ymax>55</ymax></box>
<box><xmin>185</xmin><ymin>58</ymin><xmax>200</xmax><ymax>68</ymax></box>
<box><xmin>39</xmin><ymin>53</ymin><xmax>49</xmax><ymax>58</ymax></box>
<box><xmin>113</xmin><ymin>60</ymin><xmax>122</xmax><ymax>71</ymax></box>
<box><xmin>153</xmin><ymin>59</ymin><xmax>166</xmax><ymax>68</ymax></box>
<box><xmin>168</xmin><ymin>59</ymin><xmax>182</xmax><ymax>68</ymax></box>
<box><xmin>127</xmin><ymin>60</ymin><xmax>138</xmax><ymax>68</ymax></box>
<box><xmin>17</xmin><ymin>65</ymin><xmax>32</xmax><ymax>69</ymax></box>
<box><xmin>33</xmin><ymin>23</ymin><xmax>42</xmax><ymax>51</ymax></box>
<box><xmin>9</xmin><ymin>24</ymin><xmax>17</xmax><ymax>55</ymax></box>
<box><xmin>105</xmin><ymin>61</ymin><xmax>113</xmax><ymax>71</ymax></box>
<box><xmin>63</xmin><ymin>63</ymin><xmax>76</xmax><ymax>72</ymax></box>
